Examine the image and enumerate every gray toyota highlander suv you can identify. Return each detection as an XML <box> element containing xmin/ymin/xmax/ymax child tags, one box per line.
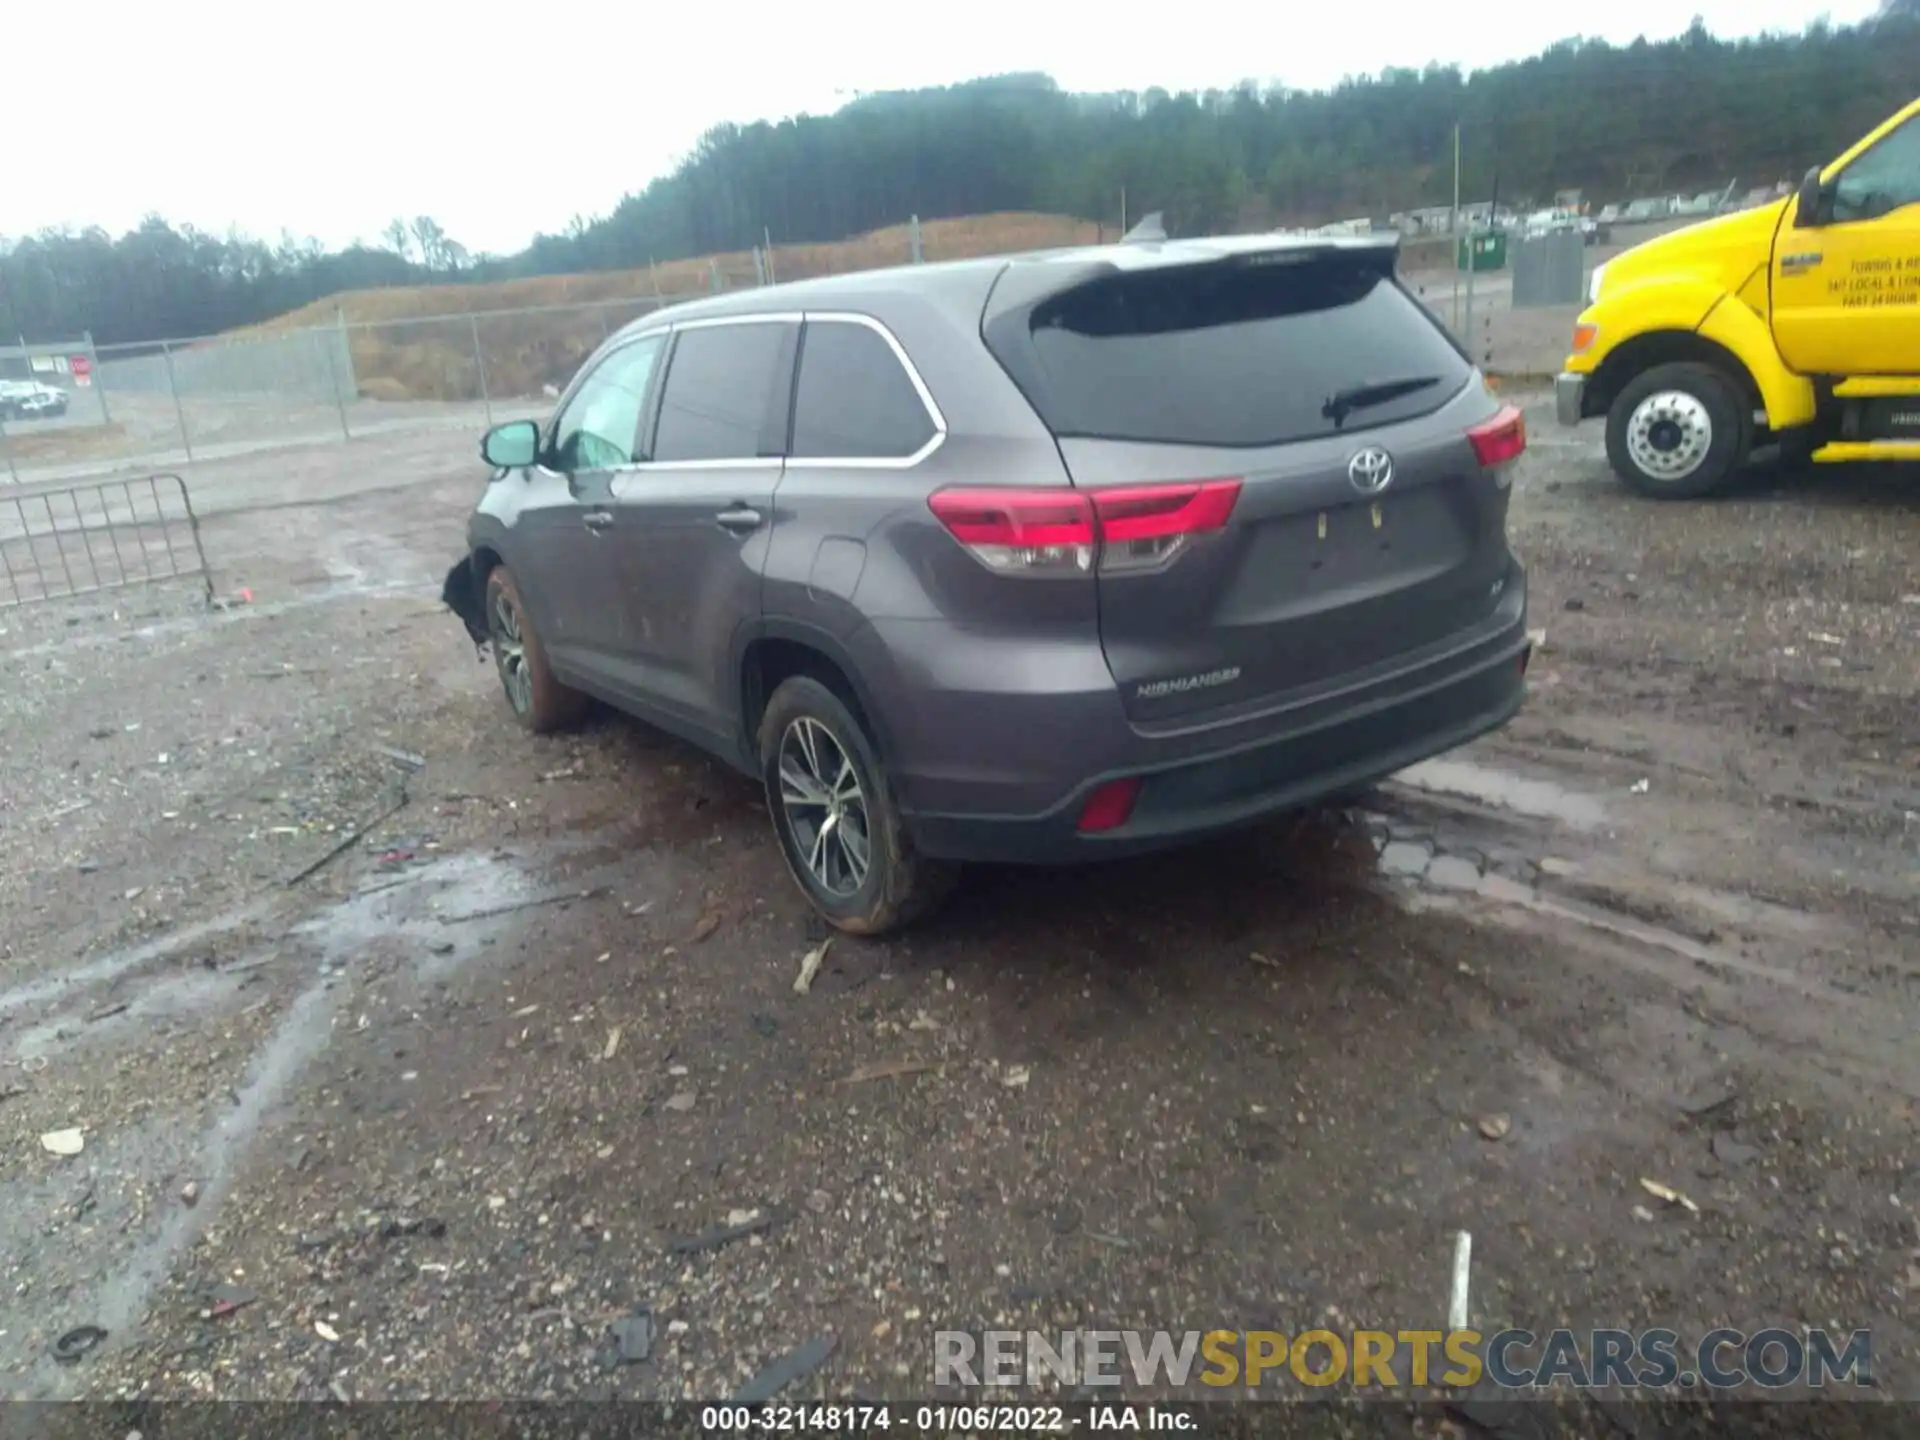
<box><xmin>442</xmin><ymin>232</ymin><xmax>1532</xmax><ymax>934</ymax></box>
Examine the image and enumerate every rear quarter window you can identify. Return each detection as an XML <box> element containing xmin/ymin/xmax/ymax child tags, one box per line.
<box><xmin>790</xmin><ymin>319</ymin><xmax>937</xmax><ymax>460</ymax></box>
<box><xmin>1018</xmin><ymin>259</ymin><xmax>1471</xmax><ymax>447</ymax></box>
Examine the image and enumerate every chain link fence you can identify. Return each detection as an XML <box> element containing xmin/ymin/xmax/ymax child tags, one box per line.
<box><xmin>0</xmin><ymin>207</ymin><xmax>1639</xmax><ymax>483</ymax></box>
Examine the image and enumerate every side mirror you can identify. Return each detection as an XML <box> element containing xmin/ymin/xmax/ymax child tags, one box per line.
<box><xmin>480</xmin><ymin>419</ymin><xmax>540</xmax><ymax>471</ymax></box>
<box><xmin>1794</xmin><ymin>165</ymin><xmax>1827</xmax><ymax>228</ymax></box>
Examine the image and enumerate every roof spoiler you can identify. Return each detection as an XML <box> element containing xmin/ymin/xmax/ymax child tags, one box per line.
<box><xmin>984</xmin><ymin>230</ymin><xmax>1403</xmax><ymax>338</ymax></box>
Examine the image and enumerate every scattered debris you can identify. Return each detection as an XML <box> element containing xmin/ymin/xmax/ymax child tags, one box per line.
<box><xmin>603</xmin><ymin>1309</ymin><xmax>654</xmax><ymax>1366</ymax></box>
<box><xmin>1711</xmin><ymin>1134</ymin><xmax>1760</xmax><ymax>1167</ymax></box>
<box><xmin>837</xmin><ymin>1059</ymin><xmax>937</xmax><ymax>1087</ymax></box>
<box><xmin>691</xmin><ymin>910</ymin><xmax>723</xmax><ymax>943</ymax></box>
<box><xmin>668</xmin><ymin>1206</ymin><xmax>788</xmax><ymax>1255</ymax></box>
<box><xmin>1629</xmin><ymin>778</ymin><xmax>1650</xmax><ymax>795</ymax></box>
<box><xmin>180</xmin><ymin>1181</ymin><xmax>200</xmax><ymax>1207</ymax></box>
<box><xmin>602</xmin><ymin>1026</ymin><xmax>623</xmax><ymax>1061</ymax></box>
<box><xmin>1248</xmin><ymin>952</ymin><xmax>1284</xmax><ymax>970</ymax></box>
<box><xmin>1639</xmin><ymin>1177</ymin><xmax>1700</xmax><ymax>1214</ymax></box>
<box><xmin>378</xmin><ymin>1216</ymin><xmax>447</xmax><ymax>1240</ymax></box>
<box><xmin>1001</xmin><ymin>1065</ymin><xmax>1032</xmax><ymax>1090</ymax></box>
<box><xmin>1477</xmin><ymin>1113</ymin><xmax>1512</xmax><ymax>1142</ymax></box>
<box><xmin>204</xmin><ymin>1285</ymin><xmax>257</xmax><ymax>1320</ymax></box>
<box><xmin>439</xmin><ymin>887</ymin><xmax>607</xmax><ymax>925</ymax></box>
<box><xmin>314</xmin><ymin>1321</ymin><xmax>341</xmax><ymax>1343</ymax></box>
<box><xmin>1449</xmin><ymin>1230</ymin><xmax>1473</xmax><ymax>1331</ymax></box>
<box><xmin>664</xmin><ymin>1091</ymin><xmax>697</xmax><ymax>1112</ymax></box>
<box><xmin>805</xmin><ymin>1190</ymin><xmax>832</xmax><ymax>1215</ymax></box>
<box><xmin>51</xmin><ymin>1325</ymin><xmax>108</xmax><ymax>1364</ymax></box>
<box><xmin>85</xmin><ymin>1002</ymin><xmax>129</xmax><ymax>1023</ymax></box>
<box><xmin>1677</xmin><ymin>1083</ymin><xmax>1740</xmax><ymax>1119</ymax></box>
<box><xmin>283</xmin><ymin>788</ymin><xmax>409</xmax><ymax>888</ymax></box>
<box><xmin>40</xmin><ymin>1127</ymin><xmax>85</xmax><ymax>1157</ymax></box>
<box><xmin>371</xmin><ymin>745</ymin><xmax>427</xmax><ymax>771</ymax></box>
<box><xmin>793</xmin><ymin>937</ymin><xmax>831</xmax><ymax>994</ymax></box>
<box><xmin>1631</xmin><ymin>1204</ymin><xmax>1657</xmax><ymax>1223</ymax></box>
<box><xmin>731</xmin><ymin>1333</ymin><xmax>838</xmax><ymax>1404</ymax></box>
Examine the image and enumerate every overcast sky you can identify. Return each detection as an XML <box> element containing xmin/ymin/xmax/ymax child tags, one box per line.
<box><xmin>14</xmin><ymin>0</ymin><xmax>1879</xmax><ymax>256</ymax></box>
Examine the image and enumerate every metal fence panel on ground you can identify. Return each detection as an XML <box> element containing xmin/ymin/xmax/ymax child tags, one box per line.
<box><xmin>0</xmin><ymin>473</ymin><xmax>212</xmax><ymax>608</ymax></box>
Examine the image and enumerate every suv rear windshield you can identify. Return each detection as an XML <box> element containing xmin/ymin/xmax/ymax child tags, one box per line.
<box><xmin>1010</xmin><ymin>258</ymin><xmax>1471</xmax><ymax>448</ymax></box>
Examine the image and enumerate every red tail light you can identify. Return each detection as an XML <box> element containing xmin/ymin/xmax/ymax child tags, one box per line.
<box><xmin>925</xmin><ymin>489</ymin><xmax>1096</xmax><ymax>573</ymax></box>
<box><xmin>1076</xmin><ymin>777</ymin><xmax>1142</xmax><ymax>833</ymax></box>
<box><xmin>1467</xmin><ymin>405</ymin><xmax>1527</xmax><ymax>469</ymax></box>
<box><xmin>928</xmin><ymin>480</ymin><xmax>1241</xmax><ymax>576</ymax></box>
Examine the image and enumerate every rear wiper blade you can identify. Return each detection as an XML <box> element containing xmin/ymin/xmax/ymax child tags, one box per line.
<box><xmin>1321</xmin><ymin>375</ymin><xmax>1441</xmax><ymax>428</ymax></box>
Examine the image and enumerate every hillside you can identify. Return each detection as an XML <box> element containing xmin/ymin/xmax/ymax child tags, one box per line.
<box><xmin>5</xmin><ymin>10</ymin><xmax>1915</xmax><ymax>353</ymax></box>
<box><xmin>246</xmin><ymin>214</ymin><xmax>1106</xmax><ymax>402</ymax></box>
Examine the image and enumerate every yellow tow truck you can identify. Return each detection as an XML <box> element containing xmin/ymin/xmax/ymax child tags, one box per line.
<box><xmin>1556</xmin><ymin>96</ymin><xmax>1920</xmax><ymax>497</ymax></box>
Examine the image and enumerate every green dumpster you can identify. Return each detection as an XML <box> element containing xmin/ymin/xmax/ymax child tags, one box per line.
<box><xmin>1456</xmin><ymin>231</ymin><xmax>1508</xmax><ymax>273</ymax></box>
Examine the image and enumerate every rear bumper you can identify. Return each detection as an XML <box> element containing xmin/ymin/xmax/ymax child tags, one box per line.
<box><xmin>902</xmin><ymin>578</ymin><xmax>1531</xmax><ymax>866</ymax></box>
<box><xmin>1554</xmin><ymin>372</ymin><xmax>1587</xmax><ymax>427</ymax></box>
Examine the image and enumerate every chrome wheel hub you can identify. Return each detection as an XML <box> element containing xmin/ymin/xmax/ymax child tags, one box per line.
<box><xmin>777</xmin><ymin>717</ymin><xmax>870</xmax><ymax>896</ymax></box>
<box><xmin>1626</xmin><ymin>390</ymin><xmax>1713</xmax><ymax>482</ymax></box>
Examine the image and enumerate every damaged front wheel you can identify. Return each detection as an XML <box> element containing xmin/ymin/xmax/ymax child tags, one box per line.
<box><xmin>484</xmin><ymin>566</ymin><xmax>588</xmax><ymax>734</ymax></box>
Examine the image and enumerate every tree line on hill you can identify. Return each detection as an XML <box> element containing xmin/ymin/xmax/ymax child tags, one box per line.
<box><xmin>3</xmin><ymin>6</ymin><xmax>1916</xmax><ymax>348</ymax></box>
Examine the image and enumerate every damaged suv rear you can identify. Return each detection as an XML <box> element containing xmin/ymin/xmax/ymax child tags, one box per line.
<box><xmin>444</xmin><ymin>232</ymin><xmax>1531</xmax><ymax>934</ymax></box>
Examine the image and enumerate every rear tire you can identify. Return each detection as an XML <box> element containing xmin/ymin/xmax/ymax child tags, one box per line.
<box><xmin>759</xmin><ymin>676</ymin><xmax>957</xmax><ymax>936</ymax></box>
<box><xmin>1604</xmin><ymin>361</ymin><xmax>1752</xmax><ymax>500</ymax></box>
<box><xmin>483</xmin><ymin>566</ymin><xmax>588</xmax><ymax>734</ymax></box>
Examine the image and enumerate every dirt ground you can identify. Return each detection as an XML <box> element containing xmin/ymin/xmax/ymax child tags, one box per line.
<box><xmin>0</xmin><ymin>400</ymin><xmax>1915</xmax><ymax>1419</ymax></box>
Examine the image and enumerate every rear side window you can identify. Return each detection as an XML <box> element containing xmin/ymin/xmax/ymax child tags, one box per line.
<box><xmin>790</xmin><ymin>320</ymin><xmax>937</xmax><ymax>460</ymax></box>
<box><xmin>652</xmin><ymin>322</ymin><xmax>790</xmax><ymax>463</ymax></box>
<box><xmin>1013</xmin><ymin>260</ymin><xmax>1471</xmax><ymax>447</ymax></box>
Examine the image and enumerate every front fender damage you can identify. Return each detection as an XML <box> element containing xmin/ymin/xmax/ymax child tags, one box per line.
<box><xmin>442</xmin><ymin>556</ymin><xmax>490</xmax><ymax>655</ymax></box>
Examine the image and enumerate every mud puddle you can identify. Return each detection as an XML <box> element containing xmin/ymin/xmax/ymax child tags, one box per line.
<box><xmin>0</xmin><ymin>848</ymin><xmax>584</xmax><ymax>1398</ymax></box>
<box><xmin>1350</xmin><ymin>761</ymin><xmax>1918</xmax><ymax>1103</ymax></box>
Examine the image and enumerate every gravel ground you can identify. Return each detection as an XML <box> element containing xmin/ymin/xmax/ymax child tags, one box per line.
<box><xmin>0</xmin><ymin>404</ymin><xmax>1915</xmax><ymax>1418</ymax></box>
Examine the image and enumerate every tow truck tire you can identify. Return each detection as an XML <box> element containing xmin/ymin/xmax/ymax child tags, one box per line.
<box><xmin>1604</xmin><ymin>362</ymin><xmax>1752</xmax><ymax>500</ymax></box>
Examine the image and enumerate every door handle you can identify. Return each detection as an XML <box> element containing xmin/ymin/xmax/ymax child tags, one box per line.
<box><xmin>582</xmin><ymin>509</ymin><xmax>614</xmax><ymax>532</ymax></box>
<box><xmin>715</xmin><ymin>505</ymin><xmax>763</xmax><ymax>535</ymax></box>
<box><xmin>1780</xmin><ymin>251</ymin><xmax>1823</xmax><ymax>270</ymax></box>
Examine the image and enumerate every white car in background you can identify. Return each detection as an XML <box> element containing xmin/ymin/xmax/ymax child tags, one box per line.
<box><xmin>0</xmin><ymin>380</ymin><xmax>70</xmax><ymax>421</ymax></box>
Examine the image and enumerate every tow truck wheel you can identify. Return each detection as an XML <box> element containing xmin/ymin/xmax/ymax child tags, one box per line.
<box><xmin>1604</xmin><ymin>362</ymin><xmax>1752</xmax><ymax>500</ymax></box>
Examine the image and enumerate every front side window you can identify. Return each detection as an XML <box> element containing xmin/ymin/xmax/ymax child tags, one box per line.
<box><xmin>790</xmin><ymin>320</ymin><xmax>937</xmax><ymax>460</ymax></box>
<box><xmin>549</xmin><ymin>335</ymin><xmax>664</xmax><ymax>472</ymax></box>
<box><xmin>651</xmin><ymin>322</ymin><xmax>791</xmax><ymax>464</ymax></box>
<box><xmin>1832</xmin><ymin>117</ymin><xmax>1920</xmax><ymax>224</ymax></box>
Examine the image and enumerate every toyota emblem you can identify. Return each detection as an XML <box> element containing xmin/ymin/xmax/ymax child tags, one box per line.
<box><xmin>1347</xmin><ymin>447</ymin><xmax>1394</xmax><ymax>495</ymax></box>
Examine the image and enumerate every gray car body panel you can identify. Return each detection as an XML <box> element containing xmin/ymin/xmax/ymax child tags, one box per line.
<box><xmin>453</xmin><ymin>234</ymin><xmax>1529</xmax><ymax>862</ymax></box>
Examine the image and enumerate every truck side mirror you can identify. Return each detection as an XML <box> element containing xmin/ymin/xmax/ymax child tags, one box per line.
<box><xmin>1794</xmin><ymin>165</ymin><xmax>1827</xmax><ymax>228</ymax></box>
